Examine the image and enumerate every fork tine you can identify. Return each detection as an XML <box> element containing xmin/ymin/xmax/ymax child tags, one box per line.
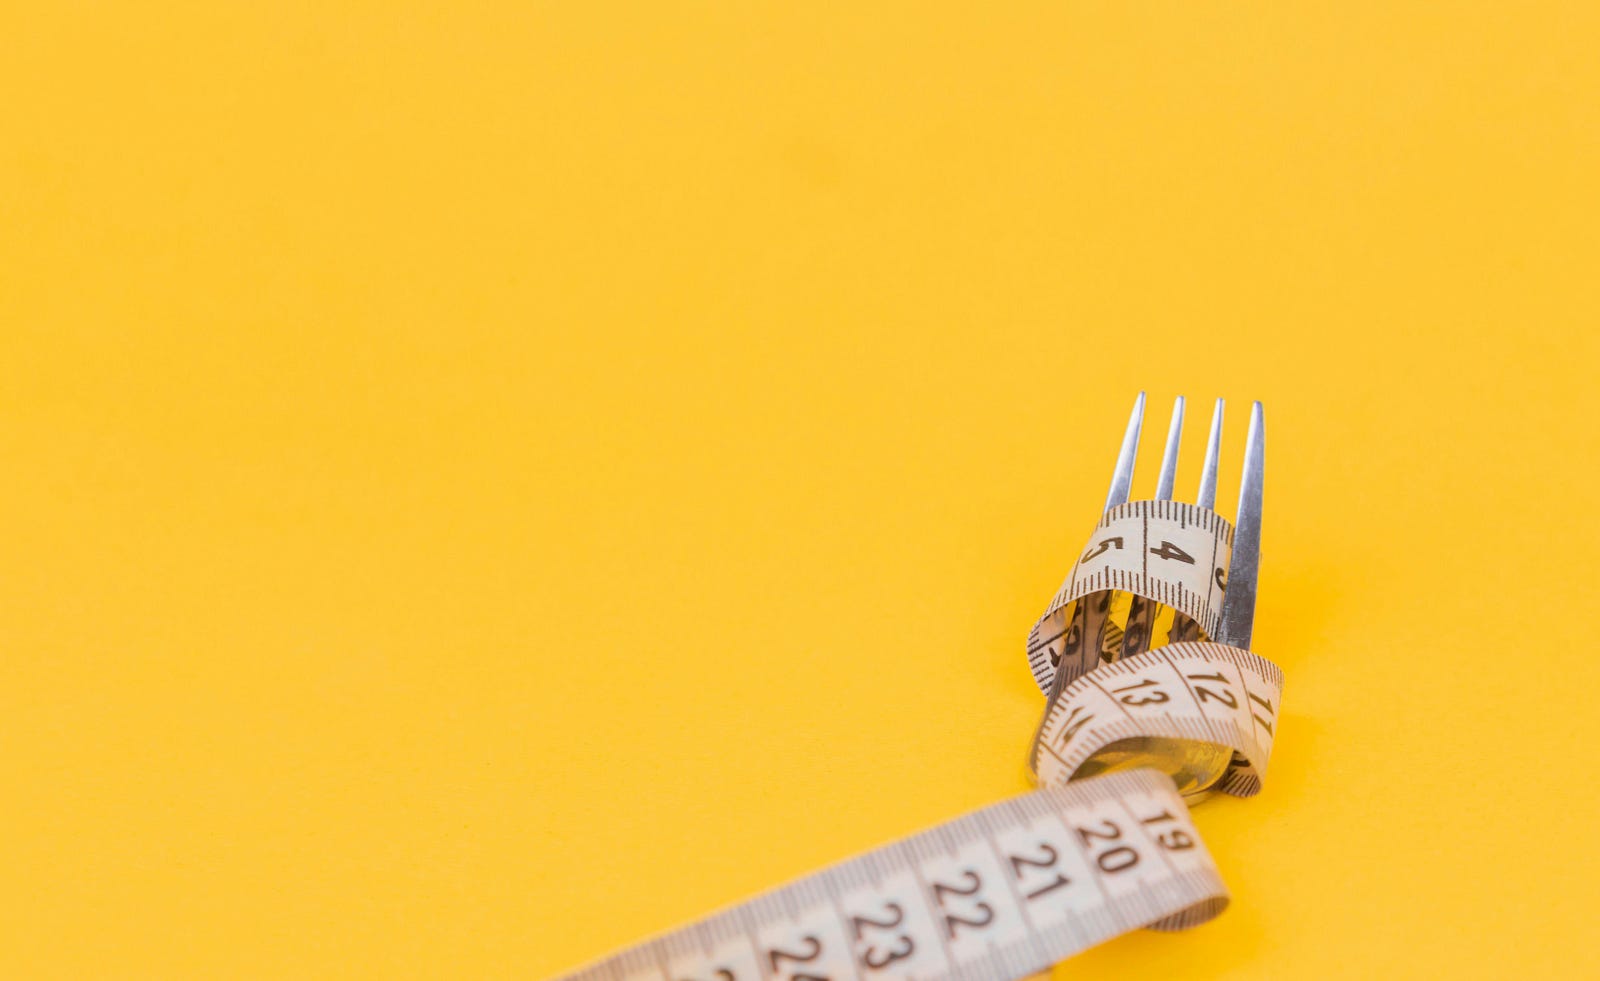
<box><xmin>1104</xmin><ymin>392</ymin><xmax>1145</xmax><ymax>510</ymax></box>
<box><xmin>1154</xmin><ymin>396</ymin><xmax>1185</xmax><ymax>500</ymax></box>
<box><xmin>1197</xmin><ymin>398</ymin><xmax>1224</xmax><ymax>511</ymax></box>
<box><xmin>1122</xmin><ymin>396</ymin><xmax>1182</xmax><ymax>660</ymax></box>
<box><xmin>1216</xmin><ymin>401</ymin><xmax>1264</xmax><ymax>649</ymax></box>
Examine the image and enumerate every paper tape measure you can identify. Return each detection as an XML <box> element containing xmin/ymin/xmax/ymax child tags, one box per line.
<box><xmin>552</xmin><ymin>501</ymin><xmax>1284</xmax><ymax>980</ymax></box>
<box><xmin>1026</xmin><ymin>501</ymin><xmax>1234</xmax><ymax>697</ymax></box>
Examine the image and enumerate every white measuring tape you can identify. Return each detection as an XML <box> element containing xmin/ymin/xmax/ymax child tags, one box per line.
<box><xmin>553</xmin><ymin>501</ymin><xmax>1283</xmax><ymax>980</ymax></box>
<box><xmin>1026</xmin><ymin>501</ymin><xmax>1233</xmax><ymax>697</ymax></box>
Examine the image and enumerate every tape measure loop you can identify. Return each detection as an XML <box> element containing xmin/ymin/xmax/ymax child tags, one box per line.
<box><xmin>1031</xmin><ymin>642</ymin><xmax>1283</xmax><ymax>802</ymax></box>
<box><xmin>1028</xmin><ymin>502</ymin><xmax>1236</xmax><ymax>695</ymax></box>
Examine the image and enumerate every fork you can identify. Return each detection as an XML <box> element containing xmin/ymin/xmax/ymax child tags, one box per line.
<box><xmin>1110</xmin><ymin>392</ymin><xmax>1264</xmax><ymax>660</ymax></box>
<box><xmin>1032</xmin><ymin>393</ymin><xmax>1265</xmax><ymax>795</ymax></box>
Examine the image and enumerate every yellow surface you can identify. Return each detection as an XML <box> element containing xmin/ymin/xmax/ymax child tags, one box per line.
<box><xmin>4</xmin><ymin>4</ymin><xmax>1598</xmax><ymax>978</ymax></box>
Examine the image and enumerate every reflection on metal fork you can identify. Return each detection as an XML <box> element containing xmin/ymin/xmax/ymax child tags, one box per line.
<box><xmin>1104</xmin><ymin>391</ymin><xmax>1145</xmax><ymax>510</ymax></box>
<box><xmin>1197</xmin><ymin>398</ymin><xmax>1224</xmax><ymax>511</ymax></box>
<box><xmin>1216</xmin><ymin>401</ymin><xmax>1264</xmax><ymax>650</ymax></box>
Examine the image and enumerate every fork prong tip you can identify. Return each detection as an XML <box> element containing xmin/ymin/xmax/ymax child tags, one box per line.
<box><xmin>1104</xmin><ymin>392</ymin><xmax>1146</xmax><ymax>510</ymax></box>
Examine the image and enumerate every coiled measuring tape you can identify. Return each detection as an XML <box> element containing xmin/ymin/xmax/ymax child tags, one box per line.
<box><xmin>553</xmin><ymin>501</ymin><xmax>1284</xmax><ymax>980</ymax></box>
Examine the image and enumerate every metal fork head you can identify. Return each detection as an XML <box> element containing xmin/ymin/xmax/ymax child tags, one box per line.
<box><xmin>1103</xmin><ymin>392</ymin><xmax>1264</xmax><ymax>649</ymax></box>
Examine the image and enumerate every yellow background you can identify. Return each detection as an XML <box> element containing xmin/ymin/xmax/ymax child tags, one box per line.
<box><xmin>4</xmin><ymin>3</ymin><xmax>1598</xmax><ymax>978</ymax></box>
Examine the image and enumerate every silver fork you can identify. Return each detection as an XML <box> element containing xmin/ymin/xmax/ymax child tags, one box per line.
<box><xmin>1106</xmin><ymin>391</ymin><xmax>1264</xmax><ymax>660</ymax></box>
<box><xmin>1030</xmin><ymin>393</ymin><xmax>1265</xmax><ymax>786</ymax></box>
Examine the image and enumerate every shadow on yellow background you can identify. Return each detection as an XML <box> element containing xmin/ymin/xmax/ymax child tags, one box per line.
<box><xmin>4</xmin><ymin>4</ymin><xmax>1598</xmax><ymax>978</ymax></box>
